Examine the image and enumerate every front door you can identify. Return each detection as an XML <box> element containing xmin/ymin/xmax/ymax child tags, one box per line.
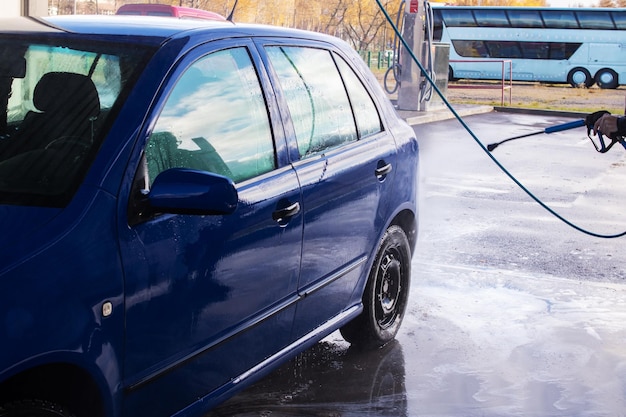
<box><xmin>118</xmin><ymin>42</ymin><xmax>303</xmax><ymax>415</ymax></box>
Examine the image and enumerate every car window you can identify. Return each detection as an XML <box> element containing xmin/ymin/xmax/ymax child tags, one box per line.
<box><xmin>265</xmin><ymin>46</ymin><xmax>357</xmax><ymax>159</ymax></box>
<box><xmin>145</xmin><ymin>47</ymin><xmax>274</xmax><ymax>185</ymax></box>
<box><xmin>0</xmin><ymin>38</ymin><xmax>150</xmax><ymax>207</ymax></box>
<box><xmin>333</xmin><ymin>54</ymin><xmax>382</xmax><ymax>138</ymax></box>
<box><xmin>6</xmin><ymin>46</ymin><xmax>122</xmax><ymax>125</ymax></box>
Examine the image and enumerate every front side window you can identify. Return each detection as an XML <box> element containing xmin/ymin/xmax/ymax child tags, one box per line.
<box><xmin>145</xmin><ymin>47</ymin><xmax>274</xmax><ymax>185</ymax></box>
<box><xmin>0</xmin><ymin>36</ymin><xmax>151</xmax><ymax>207</ymax></box>
<box><xmin>266</xmin><ymin>46</ymin><xmax>357</xmax><ymax>159</ymax></box>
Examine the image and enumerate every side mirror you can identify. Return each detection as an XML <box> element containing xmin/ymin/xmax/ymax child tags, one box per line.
<box><xmin>148</xmin><ymin>168</ymin><xmax>238</xmax><ymax>215</ymax></box>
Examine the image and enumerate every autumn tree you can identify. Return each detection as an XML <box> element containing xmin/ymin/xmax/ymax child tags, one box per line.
<box><xmin>317</xmin><ymin>0</ymin><xmax>348</xmax><ymax>35</ymax></box>
<box><xmin>338</xmin><ymin>0</ymin><xmax>393</xmax><ymax>50</ymax></box>
<box><xmin>452</xmin><ymin>0</ymin><xmax>547</xmax><ymax>5</ymax></box>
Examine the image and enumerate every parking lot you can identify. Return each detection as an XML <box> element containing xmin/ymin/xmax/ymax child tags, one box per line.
<box><xmin>209</xmin><ymin>110</ymin><xmax>626</xmax><ymax>417</ymax></box>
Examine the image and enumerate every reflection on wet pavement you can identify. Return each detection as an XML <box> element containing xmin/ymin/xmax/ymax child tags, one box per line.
<box><xmin>398</xmin><ymin>261</ymin><xmax>626</xmax><ymax>417</ymax></box>
<box><xmin>208</xmin><ymin>339</ymin><xmax>407</xmax><ymax>417</ymax></box>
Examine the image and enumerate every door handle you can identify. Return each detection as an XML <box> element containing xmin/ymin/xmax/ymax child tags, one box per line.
<box><xmin>272</xmin><ymin>202</ymin><xmax>301</xmax><ymax>222</ymax></box>
<box><xmin>375</xmin><ymin>163</ymin><xmax>392</xmax><ymax>179</ymax></box>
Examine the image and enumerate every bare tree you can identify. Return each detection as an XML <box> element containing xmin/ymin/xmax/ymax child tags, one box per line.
<box><xmin>343</xmin><ymin>0</ymin><xmax>398</xmax><ymax>51</ymax></box>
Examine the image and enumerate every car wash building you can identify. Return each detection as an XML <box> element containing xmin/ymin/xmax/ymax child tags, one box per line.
<box><xmin>1</xmin><ymin>0</ymin><xmax>48</xmax><ymax>16</ymax></box>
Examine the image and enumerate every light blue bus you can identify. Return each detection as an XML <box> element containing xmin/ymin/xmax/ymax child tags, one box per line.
<box><xmin>432</xmin><ymin>4</ymin><xmax>626</xmax><ymax>88</ymax></box>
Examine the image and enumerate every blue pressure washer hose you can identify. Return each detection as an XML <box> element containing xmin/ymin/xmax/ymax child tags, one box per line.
<box><xmin>486</xmin><ymin>119</ymin><xmax>586</xmax><ymax>152</ymax></box>
<box><xmin>375</xmin><ymin>0</ymin><xmax>626</xmax><ymax>238</ymax></box>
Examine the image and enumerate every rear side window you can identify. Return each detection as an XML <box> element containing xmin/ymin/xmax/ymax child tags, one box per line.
<box><xmin>333</xmin><ymin>54</ymin><xmax>382</xmax><ymax>138</ymax></box>
<box><xmin>145</xmin><ymin>47</ymin><xmax>275</xmax><ymax>185</ymax></box>
<box><xmin>266</xmin><ymin>46</ymin><xmax>357</xmax><ymax>159</ymax></box>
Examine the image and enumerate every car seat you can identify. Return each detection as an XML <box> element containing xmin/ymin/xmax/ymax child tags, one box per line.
<box><xmin>15</xmin><ymin>72</ymin><xmax>100</xmax><ymax>154</ymax></box>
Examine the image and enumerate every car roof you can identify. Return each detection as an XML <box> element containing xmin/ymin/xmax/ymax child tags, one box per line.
<box><xmin>0</xmin><ymin>15</ymin><xmax>336</xmax><ymax>46</ymax></box>
<box><xmin>45</xmin><ymin>15</ymin><xmax>231</xmax><ymax>38</ymax></box>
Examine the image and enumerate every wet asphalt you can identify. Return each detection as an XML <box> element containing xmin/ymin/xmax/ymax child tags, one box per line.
<box><xmin>207</xmin><ymin>109</ymin><xmax>626</xmax><ymax>417</ymax></box>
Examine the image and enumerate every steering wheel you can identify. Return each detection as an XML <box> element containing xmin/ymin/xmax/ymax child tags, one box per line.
<box><xmin>45</xmin><ymin>136</ymin><xmax>90</xmax><ymax>152</ymax></box>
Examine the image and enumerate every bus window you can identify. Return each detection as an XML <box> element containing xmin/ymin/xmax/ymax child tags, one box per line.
<box><xmin>506</xmin><ymin>9</ymin><xmax>543</xmax><ymax>28</ymax></box>
<box><xmin>521</xmin><ymin>42</ymin><xmax>550</xmax><ymax>60</ymax></box>
<box><xmin>433</xmin><ymin>10</ymin><xmax>443</xmax><ymax>42</ymax></box>
<box><xmin>485</xmin><ymin>41</ymin><xmax>522</xmax><ymax>59</ymax></box>
<box><xmin>541</xmin><ymin>11</ymin><xmax>579</xmax><ymax>29</ymax></box>
<box><xmin>474</xmin><ymin>9</ymin><xmax>509</xmax><ymax>27</ymax></box>
<box><xmin>549</xmin><ymin>42</ymin><xmax>581</xmax><ymax>60</ymax></box>
<box><xmin>577</xmin><ymin>11</ymin><xmax>615</xmax><ymax>30</ymax></box>
<box><xmin>612</xmin><ymin>11</ymin><xmax>626</xmax><ymax>29</ymax></box>
<box><xmin>441</xmin><ymin>9</ymin><xmax>476</xmax><ymax>27</ymax></box>
<box><xmin>451</xmin><ymin>40</ymin><xmax>488</xmax><ymax>58</ymax></box>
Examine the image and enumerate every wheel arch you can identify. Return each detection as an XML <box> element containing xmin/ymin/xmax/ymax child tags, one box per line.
<box><xmin>0</xmin><ymin>363</ymin><xmax>107</xmax><ymax>417</ymax></box>
<box><xmin>389</xmin><ymin>208</ymin><xmax>418</xmax><ymax>256</ymax></box>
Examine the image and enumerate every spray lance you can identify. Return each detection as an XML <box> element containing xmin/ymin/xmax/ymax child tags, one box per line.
<box><xmin>487</xmin><ymin>110</ymin><xmax>626</xmax><ymax>153</ymax></box>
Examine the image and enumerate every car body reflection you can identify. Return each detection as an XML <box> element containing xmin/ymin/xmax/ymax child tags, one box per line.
<box><xmin>208</xmin><ymin>338</ymin><xmax>407</xmax><ymax>416</ymax></box>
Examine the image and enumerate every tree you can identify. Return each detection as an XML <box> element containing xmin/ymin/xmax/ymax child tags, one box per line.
<box><xmin>319</xmin><ymin>0</ymin><xmax>349</xmax><ymax>35</ymax></box>
<box><xmin>453</xmin><ymin>0</ymin><xmax>547</xmax><ymax>5</ymax></box>
<box><xmin>343</xmin><ymin>0</ymin><xmax>400</xmax><ymax>51</ymax></box>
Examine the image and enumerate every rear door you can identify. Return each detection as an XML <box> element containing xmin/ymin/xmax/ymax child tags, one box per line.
<box><xmin>262</xmin><ymin>41</ymin><xmax>399</xmax><ymax>337</ymax></box>
<box><xmin>117</xmin><ymin>40</ymin><xmax>303</xmax><ymax>415</ymax></box>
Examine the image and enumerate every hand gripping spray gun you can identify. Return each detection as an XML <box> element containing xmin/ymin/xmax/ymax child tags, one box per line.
<box><xmin>487</xmin><ymin>110</ymin><xmax>626</xmax><ymax>153</ymax></box>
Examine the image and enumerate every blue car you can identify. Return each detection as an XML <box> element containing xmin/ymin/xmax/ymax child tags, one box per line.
<box><xmin>0</xmin><ymin>15</ymin><xmax>419</xmax><ymax>417</ymax></box>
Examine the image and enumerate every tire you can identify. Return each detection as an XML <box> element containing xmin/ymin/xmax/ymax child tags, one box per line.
<box><xmin>340</xmin><ymin>225</ymin><xmax>411</xmax><ymax>348</ymax></box>
<box><xmin>567</xmin><ymin>67</ymin><xmax>593</xmax><ymax>88</ymax></box>
<box><xmin>0</xmin><ymin>399</ymin><xmax>75</xmax><ymax>417</ymax></box>
<box><xmin>595</xmin><ymin>68</ymin><xmax>618</xmax><ymax>89</ymax></box>
<box><xmin>448</xmin><ymin>65</ymin><xmax>456</xmax><ymax>82</ymax></box>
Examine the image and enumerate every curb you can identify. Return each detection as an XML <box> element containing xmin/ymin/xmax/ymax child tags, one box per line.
<box><xmin>397</xmin><ymin>104</ymin><xmax>588</xmax><ymax>127</ymax></box>
<box><xmin>397</xmin><ymin>104</ymin><xmax>493</xmax><ymax>126</ymax></box>
<box><xmin>493</xmin><ymin>106</ymin><xmax>587</xmax><ymax>119</ymax></box>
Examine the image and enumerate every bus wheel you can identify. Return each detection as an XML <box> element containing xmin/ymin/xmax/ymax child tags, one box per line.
<box><xmin>595</xmin><ymin>68</ymin><xmax>618</xmax><ymax>89</ymax></box>
<box><xmin>567</xmin><ymin>67</ymin><xmax>593</xmax><ymax>88</ymax></box>
<box><xmin>448</xmin><ymin>65</ymin><xmax>457</xmax><ymax>82</ymax></box>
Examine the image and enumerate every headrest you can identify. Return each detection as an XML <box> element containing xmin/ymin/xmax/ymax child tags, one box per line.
<box><xmin>33</xmin><ymin>72</ymin><xmax>100</xmax><ymax>117</ymax></box>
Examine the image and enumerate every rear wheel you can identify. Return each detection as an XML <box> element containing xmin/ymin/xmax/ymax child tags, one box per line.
<box><xmin>340</xmin><ymin>225</ymin><xmax>411</xmax><ymax>348</ymax></box>
<box><xmin>0</xmin><ymin>399</ymin><xmax>75</xmax><ymax>417</ymax></box>
<box><xmin>567</xmin><ymin>67</ymin><xmax>593</xmax><ymax>88</ymax></box>
<box><xmin>595</xmin><ymin>68</ymin><xmax>619</xmax><ymax>89</ymax></box>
